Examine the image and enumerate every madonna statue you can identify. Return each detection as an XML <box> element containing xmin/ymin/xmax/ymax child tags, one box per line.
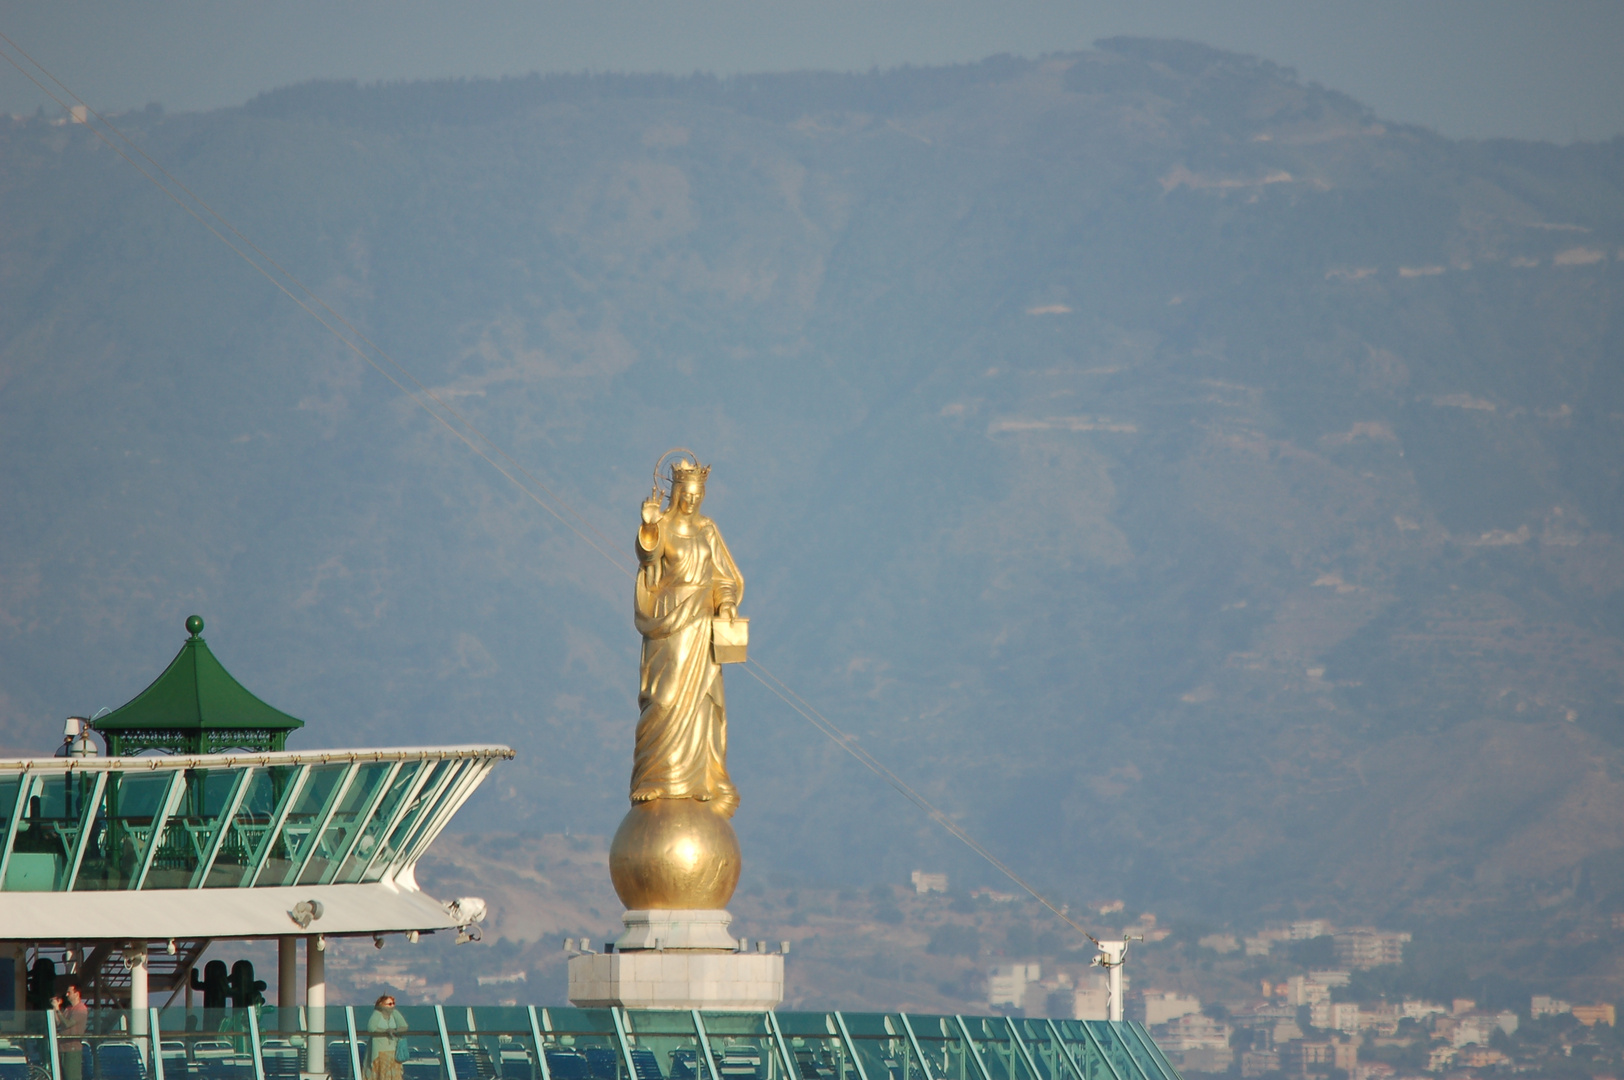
<box><xmin>610</xmin><ymin>451</ymin><xmax>748</xmax><ymax>911</ymax></box>
<box><xmin>630</xmin><ymin>454</ymin><xmax>744</xmax><ymax>816</ymax></box>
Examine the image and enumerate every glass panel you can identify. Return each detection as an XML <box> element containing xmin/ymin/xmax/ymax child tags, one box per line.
<box><xmin>1119</xmin><ymin>1027</ymin><xmax>1178</xmax><ymax>1080</ymax></box>
<box><xmin>443</xmin><ymin>1006</ymin><xmax>541</xmax><ymax>1080</ymax></box>
<box><xmin>5</xmin><ymin>772</ymin><xmax>98</xmax><ymax>890</ymax></box>
<box><xmin>959</xmin><ymin>1017</ymin><xmax>1035</xmax><ymax>1080</ymax></box>
<box><xmin>536</xmin><ymin>1007</ymin><xmax>627</xmax><ymax>1080</ymax></box>
<box><xmin>1007</xmin><ymin>1020</ymin><xmax>1073</xmax><ymax>1080</ymax></box>
<box><xmin>895</xmin><ymin>1016</ymin><xmax>977</xmax><ymax>1080</ymax></box>
<box><xmin>0</xmin><ymin>775</ymin><xmax>22</xmax><ymax>863</ymax></box>
<box><xmin>623</xmin><ymin>1011</ymin><xmax>705</xmax><ymax>1080</ymax></box>
<box><xmin>0</xmin><ymin>1006</ymin><xmax>54</xmax><ymax>1077</ymax></box>
<box><xmin>334</xmin><ymin>761</ymin><xmax>421</xmax><ymax>884</ymax></box>
<box><xmin>299</xmin><ymin>762</ymin><xmax>392</xmax><ymax>885</ymax></box>
<box><xmin>698</xmin><ymin>1012</ymin><xmax>784</xmax><ymax>1080</ymax></box>
<box><xmin>360</xmin><ymin>761</ymin><xmax>451</xmax><ymax>883</ymax></box>
<box><xmin>144</xmin><ymin>768</ymin><xmax>244</xmax><ymax>889</ymax></box>
<box><xmin>257</xmin><ymin>764</ymin><xmax>348</xmax><ymax>886</ymax></box>
<box><xmin>74</xmin><ymin>770</ymin><xmax>173</xmax><ymax>890</ymax></box>
<box><xmin>774</xmin><ymin>1014</ymin><xmax>857</xmax><ymax>1080</ymax></box>
<box><xmin>837</xmin><ymin>1014</ymin><xmax>925</xmax><ymax>1080</ymax></box>
<box><xmin>153</xmin><ymin>1005</ymin><xmax>263</xmax><ymax>1077</ymax></box>
<box><xmin>386</xmin><ymin>760</ymin><xmax>473</xmax><ymax>872</ymax></box>
<box><xmin>1076</xmin><ymin>1026</ymin><xmax>1145</xmax><ymax>1080</ymax></box>
<box><xmin>1050</xmin><ymin>1023</ymin><xmax>1117</xmax><ymax>1080</ymax></box>
<box><xmin>205</xmin><ymin>766</ymin><xmax>297</xmax><ymax>888</ymax></box>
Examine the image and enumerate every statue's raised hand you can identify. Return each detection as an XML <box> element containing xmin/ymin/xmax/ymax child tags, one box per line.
<box><xmin>641</xmin><ymin>487</ymin><xmax>663</xmax><ymax>524</ymax></box>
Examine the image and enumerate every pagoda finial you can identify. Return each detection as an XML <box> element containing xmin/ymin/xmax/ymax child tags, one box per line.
<box><xmin>185</xmin><ymin>614</ymin><xmax>204</xmax><ymax>639</ymax></box>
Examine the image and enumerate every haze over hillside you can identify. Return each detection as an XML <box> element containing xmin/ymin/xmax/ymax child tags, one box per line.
<box><xmin>2</xmin><ymin>40</ymin><xmax>1623</xmax><ymax>950</ymax></box>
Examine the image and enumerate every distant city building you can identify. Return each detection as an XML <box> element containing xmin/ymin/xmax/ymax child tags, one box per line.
<box><xmin>1142</xmin><ymin>990</ymin><xmax>1202</xmax><ymax>1026</ymax></box>
<box><xmin>1046</xmin><ymin>985</ymin><xmax>1109</xmax><ymax>1021</ymax></box>
<box><xmin>1531</xmin><ymin>994</ymin><xmax>1573</xmax><ymax>1019</ymax></box>
<box><xmin>1290</xmin><ymin>920</ymin><xmax>1333</xmax><ymax>940</ymax></box>
<box><xmin>1156</xmin><ymin>1013</ymin><xmax>1233</xmax><ymax>1073</ymax></box>
<box><xmin>1280</xmin><ymin>1039</ymin><xmax>1355</xmax><ymax>1075</ymax></box>
<box><xmin>1448</xmin><ymin>1012</ymin><xmax>1517</xmax><ymax>1047</ymax></box>
<box><xmin>1239</xmin><ymin>1050</ymin><xmax>1279</xmax><ymax>1079</ymax></box>
<box><xmin>1285</xmin><ymin>973</ymin><xmax>1346</xmax><ymax>1007</ymax></box>
<box><xmin>1198</xmin><ymin>933</ymin><xmax>1239</xmax><ymax>954</ymax></box>
<box><xmin>911</xmin><ymin>871</ymin><xmax>948</xmax><ymax>894</ymax></box>
<box><xmin>987</xmin><ymin>962</ymin><xmax>1041</xmax><ymax>1008</ymax></box>
<box><xmin>1332</xmin><ymin>928</ymin><xmax>1411</xmax><ymax>969</ymax></box>
<box><xmin>1572</xmin><ymin>1004</ymin><xmax>1616</xmax><ymax>1027</ymax></box>
<box><xmin>1402</xmin><ymin>1000</ymin><xmax>1447</xmax><ymax>1020</ymax></box>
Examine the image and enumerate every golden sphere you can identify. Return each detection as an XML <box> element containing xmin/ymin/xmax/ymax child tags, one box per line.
<box><xmin>609</xmin><ymin>798</ymin><xmax>741</xmax><ymax>910</ymax></box>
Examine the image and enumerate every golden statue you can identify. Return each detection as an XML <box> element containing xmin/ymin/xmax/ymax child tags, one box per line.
<box><xmin>610</xmin><ymin>451</ymin><xmax>748</xmax><ymax>910</ymax></box>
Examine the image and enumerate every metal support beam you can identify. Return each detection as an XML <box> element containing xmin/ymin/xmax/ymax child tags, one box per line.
<box><xmin>307</xmin><ymin>935</ymin><xmax>327</xmax><ymax>1076</ymax></box>
<box><xmin>897</xmin><ymin>1014</ymin><xmax>934</xmax><ymax>1080</ymax></box>
<box><xmin>833</xmin><ymin>1014</ymin><xmax>870</xmax><ymax>1080</ymax></box>
<box><xmin>691</xmin><ymin>1010</ymin><xmax>719</xmax><ymax>1080</ymax></box>
<box><xmin>128</xmin><ymin>942</ymin><xmax>149</xmax><ymax>1044</ymax></box>
<box><xmin>63</xmin><ymin>772</ymin><xmax>108</xmax><ymax>892</ymax></box>
<box><xmin>610</xmin><ymin>1007</ymin><xmax>637</xmax><ymax>1080</ymax></box>
<box><xmin>190</xmin><ymin>767</ymin><xmax>253</xmax><ymax>888</ymax></box>
<box><xmin>279</xmin><ymin>936</ymin><xmax>298</xmax><ymax>1031</ymax></box>
<box><xmin>435</xmin><ymin>1005</ymin><xmax>457</xmax><ymax>1080</ymax></box>
<box><xmin>954</xmin><ymin>1017</ymin><xmax>994</xmax><ymax>1080</ymax></box>
<box><xmin>767</xmin><ymin>1012</ymin><xmax>798</xmax><ymax>1080</ymax></box>
<box><xmin>346</xmin><ymin>1006</ymin><xmax>364</xmax><ymax>1080</ymax></box>
<box><xmin>248</xmin><ymin>1001</ymin><xmax>267</xmax><ymax>1080</ymax></box>
<box><xmin>132</xmin><ymin>770</ymin><xmax>188</xmax><ymax>889</ymax></box>
<box><xmin>529</xmin><ymin>1006</ymin><xmax>554</xmax><ymax>1080</ymax></box>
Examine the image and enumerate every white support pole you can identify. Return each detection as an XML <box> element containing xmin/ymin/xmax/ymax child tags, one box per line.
<box><xmin>128</xmin><ymin>942</ymin><xmax>150</xmax><ymax>1044</ymax></box>
<box><xmin>306</xmin><ymin>935</ymin><xmax>326</xmax><ymax>1076</ymax></box>
<box><xmin>279</xmin><ymin>937</ymin><xmax>298</xmax><ymax>1030</ymax></box>
<box><xmin>9</xmin><ymin>944</ymin><xmax>23</xmax><ymax>1030</ymax></box>
<box><xmin>1097</xmin><ymin>940</ymin><xmax>1128</xmax><ymax>1022</ymax></box>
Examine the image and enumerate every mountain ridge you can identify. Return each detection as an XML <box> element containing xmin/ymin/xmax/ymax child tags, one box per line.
<box><xmin>1</xmin><ymin>44</ymin><xmax>1622</xmax><ymax>946</ymax></box>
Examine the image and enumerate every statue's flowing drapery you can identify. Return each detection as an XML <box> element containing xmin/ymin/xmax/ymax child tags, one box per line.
<box><xmin>632</xmin><ymin>514</ymin><xmax>743</xmax><ymax>817</ymax></box>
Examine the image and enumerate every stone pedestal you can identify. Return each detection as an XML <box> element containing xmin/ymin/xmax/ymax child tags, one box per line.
<box><xmin>568</xmin><ymin>908</ymin><xmax>783</xmax><ymax>1010</ymax></box>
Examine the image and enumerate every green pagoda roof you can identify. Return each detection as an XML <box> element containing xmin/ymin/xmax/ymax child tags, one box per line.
<box><xmin>92</xmin><ymin>615</ymin><xmax>303</xmax><ymax>755</ymax></box>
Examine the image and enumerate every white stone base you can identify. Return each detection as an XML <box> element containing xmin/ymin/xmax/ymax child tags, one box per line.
<box><xmin>568</xmin><ymin>950</ymin><xmax>784</xmax><ymax>1010</ymax></box>
<box><xmin>615</xmin><ymin>909</ymin><xmax>739</xmax><ymax>951</ymax></box>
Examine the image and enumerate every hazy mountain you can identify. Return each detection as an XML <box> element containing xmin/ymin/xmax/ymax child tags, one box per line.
<box><xmin>3</xmin><ymin>39</ymin><xmax>1623</xmax><ymax>937</ymax></box>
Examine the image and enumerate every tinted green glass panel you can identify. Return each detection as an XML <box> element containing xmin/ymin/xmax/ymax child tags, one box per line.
<box><xmin>534</xmin><ymin>1007</ymin><xmax>626</xmax><ymax>1080</ymax></box>
<box><xmin>774</xmin><ymin>1013</ymin><xmax>857</xmax><ymax>1080</ymax></box>
<box><xmin>839</xmin><ymin>1013</ymin><xmax>925</xmax><ymax>1080</ymax></box>
<box><xmin>204</xmin><ymin>765</ymin><xmax>297</xmax><ymax>887</ymax></box>
<box><xmin>74</xmin><ymin>771</ymin><xmax>174</xmax><ymax>890</ymax></box>
<box><xmin>384</xmin><ymin>761</ymin><xmax>472</xmax><ymax>872</ymax></box>
<box><xmin>4</xmin><ymin>773</ymin><xmax>96</xmax><ymax>890</ymax></box>
<box><xmin>699</xmin><ymin>1011</ymin><xmax>785</xmax><ymax>1080</ymax></box>
<box><xmin>257</xmin><ymin>764</ymin><xmax>347</xmax><ymax>886</ymax></box>
<box><xmin>334</xmin><ymin>761</ymin><xmax>421</xmax><ymax>884</ymax></box>
<box><xmin>298</xmin><ymin>762</ymin><xmax>392</xmax><ymax>885</ymax></box>
<box><xmin>360</xmin><ymin>761</ymin><xmax>449</xmax><ymax>883</ymax></box>
<box><xmin>896</xmin><ymin>1016</ymin><xmax>976</xmax><ymax>1080</ymax></box>
<box><xmin>144</xmin><ymin>768</ymin><xmax>244</xmax><ymax>889</ymax></box>
<box><xmin>624</xmin><ymin>1011</ymin><xmax>706</xmax><ymax>1080</ymax></box>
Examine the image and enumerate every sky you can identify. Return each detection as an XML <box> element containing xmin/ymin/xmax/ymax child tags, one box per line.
<box><xmin>1</xmin><ymin>0</ymin><xmax>1622</xmax><ymax>144</ymax></box>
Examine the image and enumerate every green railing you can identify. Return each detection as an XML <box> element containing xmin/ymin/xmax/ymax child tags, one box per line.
<box><xmin>0</xmin><ymin>1008</ymin><xmax>1180</xmax><ymax>1080</ymax></box>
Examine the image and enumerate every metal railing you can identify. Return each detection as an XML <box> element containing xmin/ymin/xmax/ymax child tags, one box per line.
<box><xmin>0</xmin><ymin>1007</ymin><xmax>1181</xmax><ymax>1080</ymax></box>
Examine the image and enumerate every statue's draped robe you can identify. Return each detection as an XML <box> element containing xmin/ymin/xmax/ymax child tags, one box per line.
<box><xmin>632</xmin><ymin>513</ymin><xmax>742</xmax><ymax>816</ymax></box>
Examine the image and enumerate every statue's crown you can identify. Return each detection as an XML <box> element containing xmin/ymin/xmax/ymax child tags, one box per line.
<box><xmin>670</xmin><ymin>459</ymin><xmax>711</xmax><ymax>484</ymax></box>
